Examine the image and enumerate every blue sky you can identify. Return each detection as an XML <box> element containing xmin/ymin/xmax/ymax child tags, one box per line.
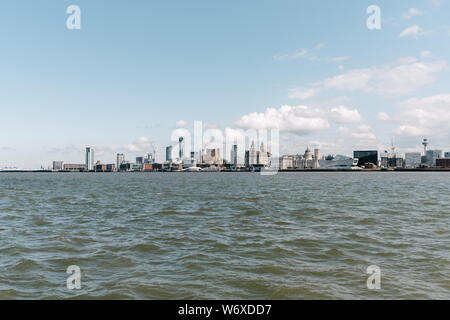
<box><xmin>1</xmin><ymin>0</ymin><xmax>449</xmax><ymax>167</ymax></box>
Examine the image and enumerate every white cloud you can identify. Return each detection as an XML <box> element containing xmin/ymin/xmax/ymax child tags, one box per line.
<box><xmin>321</xmin><ymin>60</ymin><xmax>447</xmax><ymax>95</ymax></box>
<box><xmin>330</xmin><ymin>106</ymin><xmax>362</xmax><ymax>124</ymax></box>
<box><xmin>175</xmin><ymin>120</ymin><xmax>187</xmax><ymax>128</ymax></box>
<box><xmin>402</xmin><ymin>8</ymin><xmax>423</xmax><ymax>20</ymax></box>
<box><xmin>398</xmin><ymin>56</ymin><xmax>418</xmax><ymax>64</ymax></box>
<box><xmin>339</xmin><ymin>125</ymin><xmax>377</xmax><ymax>141</ymax></box>
<box><xmin>274</xmin><ymin>48</ymin><xmax>308</xmax><ymax>61</ymax></box>
<box><xmin>399</xmin><ymin>25</ymin><xmax>424</xmax><ymax>38</ymax></box>
<box><xmin>396</xmin><ymin>125</ymin><xmax>427</xmax><ymax>136</ymax></box>
<box><xmin>310</xmin><ymin>56</ymin><xmax>351</xmax><ymax>63</ymax></box>
<box><xmin>395</xmin><ymin>94</ymin><xmax>450</xmax><ymax>142</ymax></box>
<box><xmin>377</xmin><ymin>112</ymin><xmax>390</xmax><ymax>121</ymax></box>
<box><xmin>421</xmin><ymin>50</ymin><xmax>432</xmax><ymax>58</ymax></box>
<box><xmin>234</xmin><ymin>105</ymin><xmax>330</xmax><ymax>134</ymax></box>
<box><xmin>125</xmin><ymin>136</ymin><xmax>153</xmax><ymax>153</ymax></box>
<box><xmin>288</xmin><ymin>87</ymin><xmax>320</xmax><ymax>99</ymax></box>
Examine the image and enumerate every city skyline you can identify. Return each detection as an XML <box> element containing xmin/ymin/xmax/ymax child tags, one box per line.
<box><xmin>1</xmin><ymin>1</ymin><xmax>450</xmax><ymax>168</ymax></box>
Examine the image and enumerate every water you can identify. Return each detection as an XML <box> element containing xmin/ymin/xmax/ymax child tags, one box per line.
<box><xmin>0</xmin><ymin>172</ymin><xmax>449</xmax><ymax>299</ymax></box>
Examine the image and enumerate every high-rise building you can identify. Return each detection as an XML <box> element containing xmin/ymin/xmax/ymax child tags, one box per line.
<box><xmin>179</xmin><ymin>137</ymin><xmax>185</xmax><ymax>160</ymax></box>
<box><xmin>52</xmin><ymin>161</ymin><xmax>63</xmax><ymax>171</ymax></box>
<box><xmin>85</xmin><ymin>147</ymin><xmax>94</xmax><ymax>171</ymax></box>
<box><xmin>425</xmin><ymin>150</ymin><xmax>442</xmax><ymax>166</ymax></box>
<box><xmin>230</xmin><ymin>144</ymin><xmax>238</xmax><ymax>168</ymax></box>
<box><xmin>405</xmin><ymin>153</ymin><xmax>421</xmax><ymax>168</ymax></box>
<box><xmin>248</xmin><ymin>141</ymin><xmax>257</xmax><ymax>166</ymax></box>
<box><xmin>166</xmin><ymin>146</ymin><xmax>173</xmax><ymax>162</ymax></box>
<box><xmin>353</xmin><ymin>150</ymin><xmax>378</xmax><ymax>167</ymax></box>
<box><xmin>116</xmin><ymin>153</ymin><xmax>125</xmax><ymax>170</ymax></box>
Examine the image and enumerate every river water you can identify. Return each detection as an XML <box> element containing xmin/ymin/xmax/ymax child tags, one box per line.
<box><xmin>0</xmin><ymin>172</ymin><xmax>448</xmax><ymax>299</ymax></box>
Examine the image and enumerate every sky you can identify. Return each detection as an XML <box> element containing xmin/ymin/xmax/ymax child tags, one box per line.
<box><xmin>1</xmin><ymin>0</ymin><xmax>449</xmax><ymax>168</ymax></box>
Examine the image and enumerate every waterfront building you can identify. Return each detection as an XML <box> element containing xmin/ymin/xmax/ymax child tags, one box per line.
<box><xmin>119</xmin><ymin>162</ymin><xmax>131</xmax><ymax>172</ymax></box>
<box><xmin>244</xmin><ymin>150</ymin><xmax>250</xmax><ymax>168</ymax></box>
<box><xmin>145</xmin><ymin>153</ymin><xmax>153</xmax><ymax>164</ymax></box>
<box><xmin>353</xmin><ymin>150</ymin><xmax>378</xmax><ymax>167</ymax></box>
<box><xmin>380</xmin><ymin>151</ymin><xmax>389</xmax><ymax>168</ymax></box>
<box><xmin>405</xmin><ymin>153</ymin><xmax>422</xmax><ymax>168</ymax></box>
<box><xmin>258</xmin><ymin>142</ymin><xmax>269</xmax><ymax>166</ymax></box>
<box><xmin>166</xmin><ymin>146</ymin><xmax>173</xmax><ymax>162</ymax></box>
<box><xmin>279</xmin><ymin>156</ymin><xmax>294</xmax><ymax>170</ymax></box>
<box><xmin>230</xmin><ymin>144</ymin><xmax>238</xmax><ymax>168</ymax></box>
<box><xmin>136</xmin><ymin>157</ymin><xmax>144</xmax><ymax>165</ymax></box>
<box><xmin>85</xmin><ymin>147</ymin><xmax>94</xmax><ymax>171</ymax></box>
<box><xmin>179</xmin><ymin>137</ymin><xmax>185</xmax><ymax>161</ymax></box>
<box><xmin>318</xmin><ymin>156</ymin><xmax>353</xmax><ymax>169</ymax></box>
<box><xmin>95</xmin><ymin>163</ymin><xmax>107</xmax><ymax>172</ymax></box>
<box><xmin>445</xmin><ymin>152</ymin><xmax>450</xmax><ymax>158</ymax></box>
<box><xmin>425</xmin><ymin>150</ymin><xmax>442</xmax><ymax>166</ymax></box>
<box><xmin>436</xmin><ymin>158</ymin><xmax>450</xmax><ymax>168</ymax></box>
<box><xmin>116</xmin><ymin>153</ymin><xmax>125</xmax><ymax>170</ymax></box>
<box><xmin>52</xmin><ymin>161</ymin><xmax>63</xmax><ymax>171</ymax></box>
<box><xmin>313</xmin><ymin>149</ymin><xmax>320</xmax><ymax>169</ymax></box>
<box><xmin>203</xmin><ymin>148</ymin><xmax>223</xmax><ymax>165</ymax></box>
<box><xmin>248</xmin><ymin>141</ymin><xmax>258</xmax><ymax>166</ymax></box>
<box><xmin>106</xmin><ymin>164</ymin><xmax>116</xmax><ymax>172</ymax></box>
<box><xmin>63</xmin><ymin>164</ymin><xmax>86</xmax><ymax>171</ymax></box>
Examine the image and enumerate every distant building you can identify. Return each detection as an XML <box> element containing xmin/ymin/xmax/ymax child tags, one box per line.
<box><xmin>116</xmin><ymin>153</ymin><xmax>125</xmax><ymax>169</ymax></box>
<box><xmin>313</xmin><ymin>149</ymin><xmax>320</xmax><ymax>169</ymax></box>
<box><xmin>145</xmin><ymin>153</ymin><xmax>153</xmax><ymax>164</ymax></box>
<box><xmin>279</xmin><ymin>156</ymin><xmax>294</xmax><ymax>170</ymax></box>
<box><xmin>248</xmin><ymin>141</ymin><xmax>257</xmax><ymax>166</ymax></box>
<box><xmin>179</xmin><ymin>137</ymin><xmax>185</xmax><ymax>160</ymax></box>
<box><xmin>95</xmin><ymin>164</ymin><xmax>107</xmax><ymax>172</ymax></box>
<box><xmin>445</xmin><ymin>152</ymin><xmax>450</xmax><ymax>158</ymax></box>
<box><xmin>136</xmin><ymin>157</ymin><xmax>144</xmax><ymax>165</ymax></box>
<box><xmin>425</xmin><ymin>150</ymin><xmax>442</xmax><ymax>166</ymax></box>
<box><xmin>353</xmin><ymin>150</ymin><xmax>378</xmax><ymax>167</ymax></box>
<box><xmin>203</xmin><ymin>148</ymin><xmax>222</xmax><ymax>165</ymax></box>
<box><xmin>436</xmin><ymin>158</ymin><xmax>450</xmax><ymax>168</ymax></box>
<box><xmin>166</xmin><ymin>146</ymin><xmax>173</xmax><ymax>162</ymax></box>
<box><xmin>257</xmin><ymin>142</ymin><xmax>269</xmax><ymax>166</ymax></box>
<box><xmin>119</xmin><ymin>162</ymin><xmax>131</xmax><ymax>172</ymax></box>
<box><xmin>85</xmin><ymin>147</ymin><xmax>94</xmax><ymax>171</ymax></box>
<box><xmin>63</xmin><ymin>164</ymin><xmax>86</xmax><ymax>171</ymax></box>
<box><xmin>405</xmin><ymin>153</ymin><xmax>422</xmax><ymax>168</ymax></box>
<box><xmin>230</xmin><ymin>144</ymin><xmax>238</xmax><ymax>168</ymax></box>
<box><xmin>52</xmin><ymin>161</ymin><xmax>63</xmax><ymax>171</ymax></box>
<box><xmin>106</xmin><ymin>164</ymin><xmax>116</xmax><ymax>172</ymax></box>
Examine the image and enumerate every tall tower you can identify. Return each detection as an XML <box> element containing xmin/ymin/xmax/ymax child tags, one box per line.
<box><xmin>116</xmin><ymin>153</ymin><xmax>125</xmax><ymax>169</ymax></box>
<box><xmin>313</xmin><ymin>149</ymin><xmax>320</xmax><ymax>169</ymax></box>
<box><xmin>86</xmin><ymin>147</ymin><xmax>94</xmax><ymax>171</ymax></box>
<box><xmin>422</xmin><ymin>138</ymin><xmax>428</xmax><ymax>156</ymax></box>
<box><xmin>179</xmin><ymin>137</ymin><xmax>185</xmax><ymax>160</ymax></box>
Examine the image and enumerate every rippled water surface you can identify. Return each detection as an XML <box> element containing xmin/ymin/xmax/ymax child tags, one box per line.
<box><xmin>0</xmin><ymin>172</ymin><xmax>449</xmax><ymax>299</ymax></box>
